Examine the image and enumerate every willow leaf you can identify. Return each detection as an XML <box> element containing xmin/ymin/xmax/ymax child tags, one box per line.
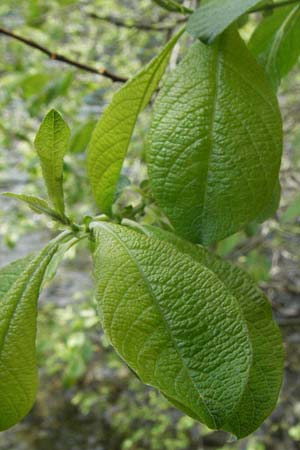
<box><xmin>2</xmin><ymin>193</ymin><xmax>66</xmax><ymax>222</ymax></box>
<box><xmin>139</xmin><ymin>224</ymin><xmax>284</xmax><ymax>438</ymax></box>
<box><xmin>34</xmin><ymin>109</ymin><xmax>70</xmax><ymax>217</ymax></box>
<box><xmin>0</xmin><ymin>232</ymin><xmax>72</xmax><ymax>431</ymax></box>
<box><xmin>187</xmin><ymin>0</ymin><xmax>261</xmax><ymax>43</ymax></box>
<box><xmin>147</xmin><ymin>28</ymin><xmax>282</xmax><ymax>245</ymax></box>
<box><xmin>249</xmin><ymin>4</ymin><xmax>300</xmax><ymax>90</ymax></box>
<box><xmin>87</xmin><ymin>29</ymin><xmax>184</xmax><ymax>214</ymax></box>
<box><xmin>92</xmin><ymin>222</ymin><xmax>283</xmax><ymax>437</ymax></box>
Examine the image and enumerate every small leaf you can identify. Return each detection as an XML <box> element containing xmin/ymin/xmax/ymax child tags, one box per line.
<box><xmin>248</xmin><ymin>4</ymin><xmax>300</xmax><ymax>90</ymax></box>
<box><xmin>87</xmin><ymin>29</ymin><xmax>184</xmax><ymax>214</ymax></box>
<box><xmin>2</xmin><ymin>192</ymin><xmax>68</xmax><ymax>223</ymax></box>
<box><xmin>34</xmin><ymin>109</ymin><xmax>70</xmax><ymax>217</ymax></box>
<box><xmin>139</xmin><ymin>224</ymin><xmax>283</xmax><ymax>437</ymax></box>
<box><xmin>43</xmin><ymin>234</ymin><xmax>80</xmax><ymax>285</ymax></box>
<box><xmin>147</xmin><ymin>28</ymin><xmax>282</xmax><ymax>245</ymax></box>
<box><xmin>92</xmin><ymin>223</ymin><xmax>283</xmax><ymax>438</ymax></box>
<box><xmin>152</xmin><ymin>0</ymin><xmax>192</xmax><ymax>14</ymax></box>
<box><xmin>187</xmin><ymin>0</ymin><xmax>261</xmax><ymax>43</ymax></box>
<box><xmin>0</xmin><ymin>232</ymin><xmax>71</xmax><ymax>431</ymax></box>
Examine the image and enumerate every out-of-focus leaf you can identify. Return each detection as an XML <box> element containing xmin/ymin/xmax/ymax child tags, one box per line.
<box><xmin>281</xmin><ymin>197</ymin><xmax>300</xmax><ymax>224</ymax></box>
<box><xmin>187</xmin><ymin>0</ymin><xmax>261</xmax><ymax>43</ymax></box>
<box><xmin>152</xmin><ymin>0</ymin><xmax>192</xmax><ymax>13</ymax></box>
<box><xmin>249</xmin><ymin>4</ymin><xmax>300</xmax><ymax>90</ymax></box>
<box><xmin>70</xmin><ymin>121</ymin><xmax>97</xmax><ymax>154</ymax></box>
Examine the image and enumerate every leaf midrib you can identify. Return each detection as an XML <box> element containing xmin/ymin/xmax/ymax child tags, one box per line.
<box><xmin>199</xmin><ymin>44</ymin><xmax>221</xmax><ymax>239</ymax></box>
<box><xmin>97</xmin><ymin>223</ymin><xmax>217</xmax><ymax>426</ymax></box>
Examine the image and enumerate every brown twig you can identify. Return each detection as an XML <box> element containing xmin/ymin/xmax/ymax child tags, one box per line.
<box><xmin>0</xmin><ymin>26</ymin><xmax>128</xmax><ymax>83</ymax></box>
<box><xmin>88</xmin><ymin>12</ymin><xmax>185</xmax><ymax>31</ymax></box>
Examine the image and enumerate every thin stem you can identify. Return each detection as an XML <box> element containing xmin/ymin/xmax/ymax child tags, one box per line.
<box><xmin>88</xmin><ymin>13</ymin><xmax>185</xmax><ymax>31</ymax></box>
<box><xmin>249</xmin><ymin>0</ymin><xmax>300</xmax><ymax>13</ymax></box>
<box><xmin>0</xmin><ymin>26</ymin><xmax>128</xmax><ymax>83</ymax></box>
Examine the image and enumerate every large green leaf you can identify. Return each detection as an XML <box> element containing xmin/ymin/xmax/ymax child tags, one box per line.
<box><xmin>0</xmin><ymin>232</ymin><xmax>72</xmax><ymax>431</ymax></box>
<box><xmin>137</xmin><ymin>224</ymin><xmax>283</xmax><ymax>437</ymax></box>
<box><xmin>187</xmin><ymin>0</ymin><xmax>261</xmax><ymax>43</ymax></box>
<box><xmin>87</xmin><ymin>29</ymin><xmax>184</xmax><ymax>214</ymax></box>
<box><xmin>152</xmin><ymin>0</ymin><xmax>192</xmax><ymax>14</ymax></box>
<box><xmin>34</xmin><ymin>109</ymin><xmax>70</xmax><ymax>217</ymax></box>
<box><xmin>249</xmin><ymin>4</ymin><xmax>300</xmax><ymax>90</ymax></box>
<box><xmin>92</xmin><ymin>222</ymin><xmax>283</xmax><ymax>438</ymax></box>
<box><xmin>147</xmin><ymin>28</ymin><xmax>282</xmax><ymax>245</ymax></box>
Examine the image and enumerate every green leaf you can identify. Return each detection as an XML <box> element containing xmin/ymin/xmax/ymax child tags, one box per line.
<box><xmin>248</xmin><ymin>4</ymin><xmax>300</xmax><ymax>90</ymax></box>
<box><xmin>34</xmin><ymin>109</ymin><xmax>70</xmax><ymax>217</ymax></box>
<box><xmin>0</xmin><ymin>255</ymin><xmax>34</xmax><ymax>299</ymax></box>
<box><xmin>87</xmin><ymin>29</ymin><xmax>184</xmax><ymax>215</ymax></box>
<box><xmin>0</xmin><ymin>232</ymin><xmax>71</xmax><ymax>431</ymax></box>
<box><xmin>138</xmin><ymin>224</ymin><xmax>283</xmax><ymax>437</ymax></box>
<box><xmin>2</xmin><ymin>192</ymin><xmax>69</xmax><ymax>223</ymax></box>
<box><xmin>69</xmin><ymin>120</ymin><xmax>97</xmax><ymax>154</ymax></box>
<box><xmin>255</xmin><ymin>179</ymin><xmax>281</xmax><ymax>223</ymax></box>
<box><xmin>43</xmin><ymin>234</ymin><xmax>81</xmax><ymax>285</ymax></box>
<box><xmin>92</xmin><ymin>222</ymin><xmax>283</xmax><ymax>438</ymax></box>
<box><xmin>152</xmin><ymin>0</ymin><xmax>192</xmax><ymax>14</ymax></box>
<box><xmin>187</xmin><ymin>0</ymin><xmax>261</xmax><ymax>43</ymax></box>
<box><xmin>147</xmin><ymin>28</ymin><xmax>282</xmax><ymax>245</ymax></box>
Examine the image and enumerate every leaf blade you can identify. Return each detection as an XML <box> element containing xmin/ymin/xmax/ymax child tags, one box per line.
<box><xmin>87</xmin><ymin>30</ymin><xmax>184</xmax><ymax>214</ymax></box>
<box><xmin>187</xmin><ymin>0</ymin><xmax>261</xmax><ymax>43</ymax></box>
<box><xmin>34</xmin><ymin>109</ymin><xmax>70</xmax><ymax>217</ymax></box>
<box><xmin>0</xmin><ymin>232</ymin><xmax>73</xmax><ymax>431</ymax></box>
<box><xmin>93</xmin><ymin>223</ymin><xmax>261</xmax><ymax>433</ymax></box>
<box><xmin>249</xmin><ymin>4</ymin><xmax>300</xmax><ymax>90</ymax></box>
<box><xmin>2</xmin><ymin>192</ymin><xmax>68</xmax><ymax>223</ymax></box>
<box><xmin>147</xmin><ymin>28</ymin><xmax>282</xmax><ymax>245</ymax></box>
<box><xmin>139</xmin><ymin>224</ymin><xmax>284</xmax><ymax>438</ymax></box>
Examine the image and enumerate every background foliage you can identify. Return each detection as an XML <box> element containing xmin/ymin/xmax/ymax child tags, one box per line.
<box><xmin>0</xmin><ymin>0</ymin><xmax>300</xmax><ymax>448</ymax></box>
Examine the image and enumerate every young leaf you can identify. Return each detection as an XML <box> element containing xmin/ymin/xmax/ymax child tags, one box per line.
<box><xmin>187</xmin><ymin>0</ymin><xmax>261</xmax><ymax>43</ymax></box>
<box><xmin>137</xmin><ymin>224</ymin><xmax>284</xmax><ymax>437</ymax></box>
<box><xmin>152</xmin><ymin>0</ymin><xmax>192</xmax><ymax>14</ymax></box>
<box><xmin>0</xmin><ymin>231</ymin><xmax>73</xmax><ymax>431</ymax></box>
<box><xmin>2</xmin><ymin>192</ymin><xmax>69</xmax><ymax>223</ymax></box>
<box><xmin>92</xmin><ymin>222</ymin><xmax>283</xmax><ymax>437</ymax></box>
<box><xmin>87</xmin><ymin>29</ymin><xmax>184</xmax><ymax>215</ymax></box>
<box><xmin>249</xmin><ymin>4</ymin><xmax>300</xmax><ymax>90</ymax></box>
<box><xmin>147</xmin><ymin>28</ymin><xmax>282</xmax><ymax>245</ymax></box>
<box><xmin>34</xmin><ymin>109</ymin><xmax>70</xmax><ymax>217</ymax></box>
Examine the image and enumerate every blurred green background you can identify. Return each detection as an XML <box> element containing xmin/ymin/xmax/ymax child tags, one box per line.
<box><xmin>1</xmin><ymin>1</ymin><xmax>300</xmax><ymax>449</ymax></box>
